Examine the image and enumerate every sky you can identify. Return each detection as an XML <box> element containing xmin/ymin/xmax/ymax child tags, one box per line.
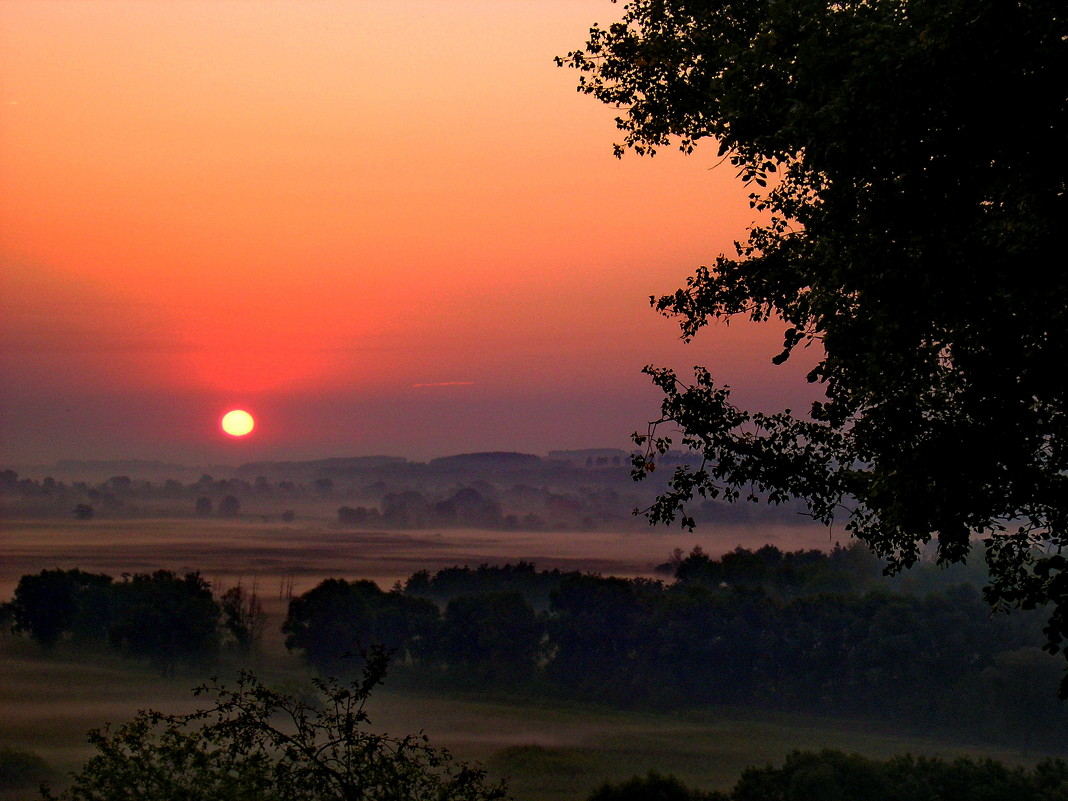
<box><xmin>0</xmin><ymin>0</ymin><xmax>818</xmax><ymax>467</ymax></box>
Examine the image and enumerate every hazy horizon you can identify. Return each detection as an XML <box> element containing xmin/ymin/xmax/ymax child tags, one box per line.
<box><xmin>3</xmin><ymin>445</ymin><xmax>637</xmax><ymax>478</ymax></box>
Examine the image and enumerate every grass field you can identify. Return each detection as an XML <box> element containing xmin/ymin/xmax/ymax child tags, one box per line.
<box><xmin>0</xmin><ymin>515</ymin><xmax>1061</xmax><ymax>800</ymax></box>
<box><xmin>1</xmin><ymin>635</ymin><xmax>1055</xmax><ymax>801</ymax></box>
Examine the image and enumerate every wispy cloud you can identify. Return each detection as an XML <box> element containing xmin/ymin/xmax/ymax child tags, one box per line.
<box><xmin>412</xmin><ymin>381</ymin><xmax>476</xmax><ymax>388</ymax></box>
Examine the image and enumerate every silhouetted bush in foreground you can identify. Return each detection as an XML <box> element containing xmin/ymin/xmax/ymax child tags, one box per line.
<box><xmin>0</xmin><ymin>746</ymin><xmax>51</xmax><ymax>793</ymax></box>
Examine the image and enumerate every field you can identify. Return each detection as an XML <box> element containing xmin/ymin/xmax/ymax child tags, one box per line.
<box><xmin>0</xmin><ymin>515</ymin><xmax>1058</xmax><ymax>800</ymax></box>
<box><xmin>0</xmin><ymin>513</ymin><xmax>842</xmax><ymax>601</ymax></box>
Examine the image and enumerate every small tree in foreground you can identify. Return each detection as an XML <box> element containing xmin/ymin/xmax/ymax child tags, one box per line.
<box><xmin>43</xmin><ymin>650</ymin><xmax>508</xmax><ymax>801</ymax></box>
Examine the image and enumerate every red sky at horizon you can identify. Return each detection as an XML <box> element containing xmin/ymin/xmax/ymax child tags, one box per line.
<box><xmin>1</xmin><ymin>1</ymin><xmax>820</xmax><ymax>468</ymax></box>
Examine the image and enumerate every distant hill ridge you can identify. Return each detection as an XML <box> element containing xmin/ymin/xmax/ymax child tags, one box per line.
<box><xmin>10</xmin><ymin>449</ymin><xmax>651</xmax><ymax>481</ymax></box>
<box><xmin>428</xmin><ymin>452</ymin><xmax>541</xmax><ymax>469</ymax></box>
<box><xmin>25</xmin><ymin>460</ymin><xmax>231</xmax><ymax>482</ymax></box>
<box><xmin>54</xmin><ymin>459</ymin><xmax>188</xmax><ymax>472</ymax></box>
<box><xmin>234</xmin><ymin>456</ymin><xmax>408</xmax><ymax>479</ymax></box>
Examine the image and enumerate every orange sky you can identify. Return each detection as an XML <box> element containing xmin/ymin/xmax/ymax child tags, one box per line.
<box><xmin>0</xmin><ymin>1</ymin><xmax>818</xmax><ymax>465</ymax></box>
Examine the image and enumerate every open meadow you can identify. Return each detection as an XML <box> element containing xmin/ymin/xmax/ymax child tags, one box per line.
<box><xmin>1</xmin><ymin>513</ymin><xmax>1061</xmax><ymax>800</ymax></box>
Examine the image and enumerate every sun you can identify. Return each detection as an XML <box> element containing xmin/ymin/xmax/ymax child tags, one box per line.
<box><xmin>221</xmin><ymin>409</ymin><xmax>255</xmax><ymax>437</ymax></box>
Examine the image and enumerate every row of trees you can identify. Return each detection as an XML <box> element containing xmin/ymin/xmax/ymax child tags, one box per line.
<box><xmin>336</xmin><ymin>485</ymin><xmax>648</xmax><ymax>531</ymax></box>
<box><xmin>6</xmin><ymin>548</ymin><xmax>1063</xmax><ymax>743</ymax></box>
<box><xmin>4</xmin><ymin>465</ymin><xmax>803</xmax><ymax>531</ymax></box>
<box><xmin>280</xmin><ymin>552</ymin><xmax>1067</xmax><ymax>746</ymax></box>
<box><xmin>337</xmin><ymin>486</ymin><xmax>506</xmax><ymax>529</ymax></box>
<box><xmin>0</xmin><ymin>470</ymin><xmax>328</xmax><ymax>500</ymax></box>
<box><xmin>4</xmin><ymin>466</ymin><xmax>646</xmax><ymax>531</ymax></box>
<box><xmin>591</xmin><ymin>752</ymin><xmax>1068</xmax><ymax>801</ymax></box>
<box><xmin>194</xmin><ymin>495</ymin><xmax>242</xmax><ymax>518</ymax></box>
<box><xmin>2</xmin><ymin>569</ymin><xmax>264</xmax><ymax>674</ymax></box>
<box><xmin>70</xmin><ymin>494</ymin><xmax>258</xmax><ymax>521</ymax></box>
<box><xmin>660</xmin><ymin>542</ymin><xmax>994</xmax><ymax>599</ymax></box>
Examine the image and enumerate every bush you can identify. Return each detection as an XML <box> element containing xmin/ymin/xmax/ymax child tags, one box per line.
<box><xmin>588</xmin><ymin>771</ymin><xmax>727</xmax><ymax>801</ymax></box>
<box><xmin>42</xmin><ymin>650</ymin><xmax>507</xmax><ymax>801</ymax></box>
<box><xmin>0</xmin><ymin>746</ymin><xmax>50</xmax><ymax>792</ymax></box>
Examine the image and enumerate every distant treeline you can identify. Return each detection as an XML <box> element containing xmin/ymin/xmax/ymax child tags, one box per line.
<box><xmin>0</xmin><ymin>460</ymin><xmax>811</xmax><ymax>531</ymax></box>
<box><xmin>1</xmin><ymin>468</ymin><xmax>635</xmax><ymax>530</ymax></box>
<box><xmin>1</xmin><ymin>569</ymin><xmax>264</xmax><ymax>674</ymax></box>
<box><xmin>1</xmin><ymin>468</ymin><xmax>634</xmax><ymax>529</ymax></box>
<box><xmin>282</xmin><ymin>546</ymin><xmax>1067</xmax><ymax>748</ymax></box>
<box><xmin>587</xmin><ymin>750</ymin><xmax>1068</xmax><ymax>801</ymax></box>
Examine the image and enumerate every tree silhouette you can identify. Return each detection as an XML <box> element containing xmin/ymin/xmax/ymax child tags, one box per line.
<box><xmin>561</xmin><ymin>0</ymin><xmax>1068</xmax><ymax>693</ymax></box>
<box><xmin>217</xmin><ymin>495</ymin><xmax>240</xmax><ymax>518</ymax></box>
<box><xmin>7</xmin><ymin>569</ymin><xmax>112</xmax><ymax>649</ymax></box>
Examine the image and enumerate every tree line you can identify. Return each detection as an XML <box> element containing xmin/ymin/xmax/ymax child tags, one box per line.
<box><xmin>2</xmin><ymin>465</ymin><xmax>804</xmax><ymax>532</ymax></box>
<box><xmin>589</xmin><ymin>751</ymin><xmax>1068</xmax><ymax>801</ymax></box>
<box><xmin>281</xmin><ymin>547</ymin><xmax>1067</xmax><ymax>748</ymax></box>
<box><xmin>4</xmin><ymin>546</ymin><xmax>1066</xmax><ymax>746</ymax></box>
<box><xmin>1</xmin><ymin>569</ymin><xmax>264</xmax><ymax>674</ymax></box>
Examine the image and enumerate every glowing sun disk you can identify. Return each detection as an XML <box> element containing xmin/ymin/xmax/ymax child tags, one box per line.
<box><xmin>221</xmin><ymin>409</ymin><xmax>255</xmax><ymax>437</ymax></box>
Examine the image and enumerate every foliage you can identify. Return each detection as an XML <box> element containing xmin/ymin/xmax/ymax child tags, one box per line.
<box><xmin>591</xmin><ymin>751</ymin><xmax>1068</xmax><ymax>801</ymax></box>
<box><xmin>282</xmin><ymin>579</ymin><xmax>438</xmax><ymax>673</ymax></box>
<box><xmin>439</xmin><ymin>592</ymin><xmax>543</xmax><ymax>683</ymax></box>
<box><xmin>559</xmin><ymin>0</ymin><xmax>1068</xmax><ymax>692</ymax></box>
<box><xmin>5</xmin><ymin>569</ymin><xmax>260</xmax><ymax>672</ymax></box>
<box><xmin>667</xmin><ymin>542</ymin><xmax>883</xmax><ymax>596</ymax></box>
<box><xmin>276</xmin><ymin>557</ymin><xmax>1066</xmax><ymax>744</ymax></box>
<box><xmin>42</xmin><ymin>650</ymin><xmax>508</xmax><ymax>801</ymax></box>
<box><xmin>7</xmin><ymin>569</ymin><xmax>113</xmax><ymax>649</ymax></box>
<box><xmin>0</xmin><ymin>746</ymin><xmax>51</xmax><ymax>793</ymax></box>
<box><xmin>404</xmin><ymin>562</ymin><xmax>571</xmax><ymax>609</ymax></box>
<box><xmin>546</xmin><ymin>574</ymin><xmax>663</xmax><ymax>698</ymax></box>
<box><xmin>337</xmin><ymin>505</ymin><xmax>377</xmax><ymax>526</ymax></box>
<box><xmin>588</xmin><ymin>771</ymin><xmax>727</xmax><ymax>801</ymax></box>
<box><xmin>219</xmin><ymin>585</ymin><xmax>267</xmax><ymax>654</ymax></box>
<box><xmin>107</xmin><ymin>571</ymin><xmax>220</xmax><ymax>673</ymax></box>
<box><xmin>217</xmin><ymin>495</ymin><xmax>240</xmax><ymax>518</ymax></box>
<box><xmin>729</xmin><ymin>750</ymin><xmax>1068</xmax><ymax>801</ymax></box>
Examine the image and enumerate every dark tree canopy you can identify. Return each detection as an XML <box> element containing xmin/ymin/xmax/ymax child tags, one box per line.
<box><xmin>440</xmin><ymin>592</ymin><xmax>543</xmax><ymax>682</ymax></box>
<box><xmin>282</xmin><ymin>579</ymin><xmax>438</xmax><ymax>672</ymax></box>
<box><xmin>107</xmin><ymin>571</ymin><xmax>221</xmax><ymax>674</ymax></box>
<box><xmin>560</xmin><ymin>0</ymin><xmax>1068</xmax><ymax>691</ymax></box>
<box><xmin>7</xmin><ymin>569</ymin><xmax>112</xmax><ymax>649</ymax></box>
<box><xmin>4</xmin><ymin>569</ymin><xmax>257</xmax><ymax>672</ymax></box>
<box><xmin>589</xmin><ymin>753</ymin><xmax>1068</xmax><ymax>801</ymax></box>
